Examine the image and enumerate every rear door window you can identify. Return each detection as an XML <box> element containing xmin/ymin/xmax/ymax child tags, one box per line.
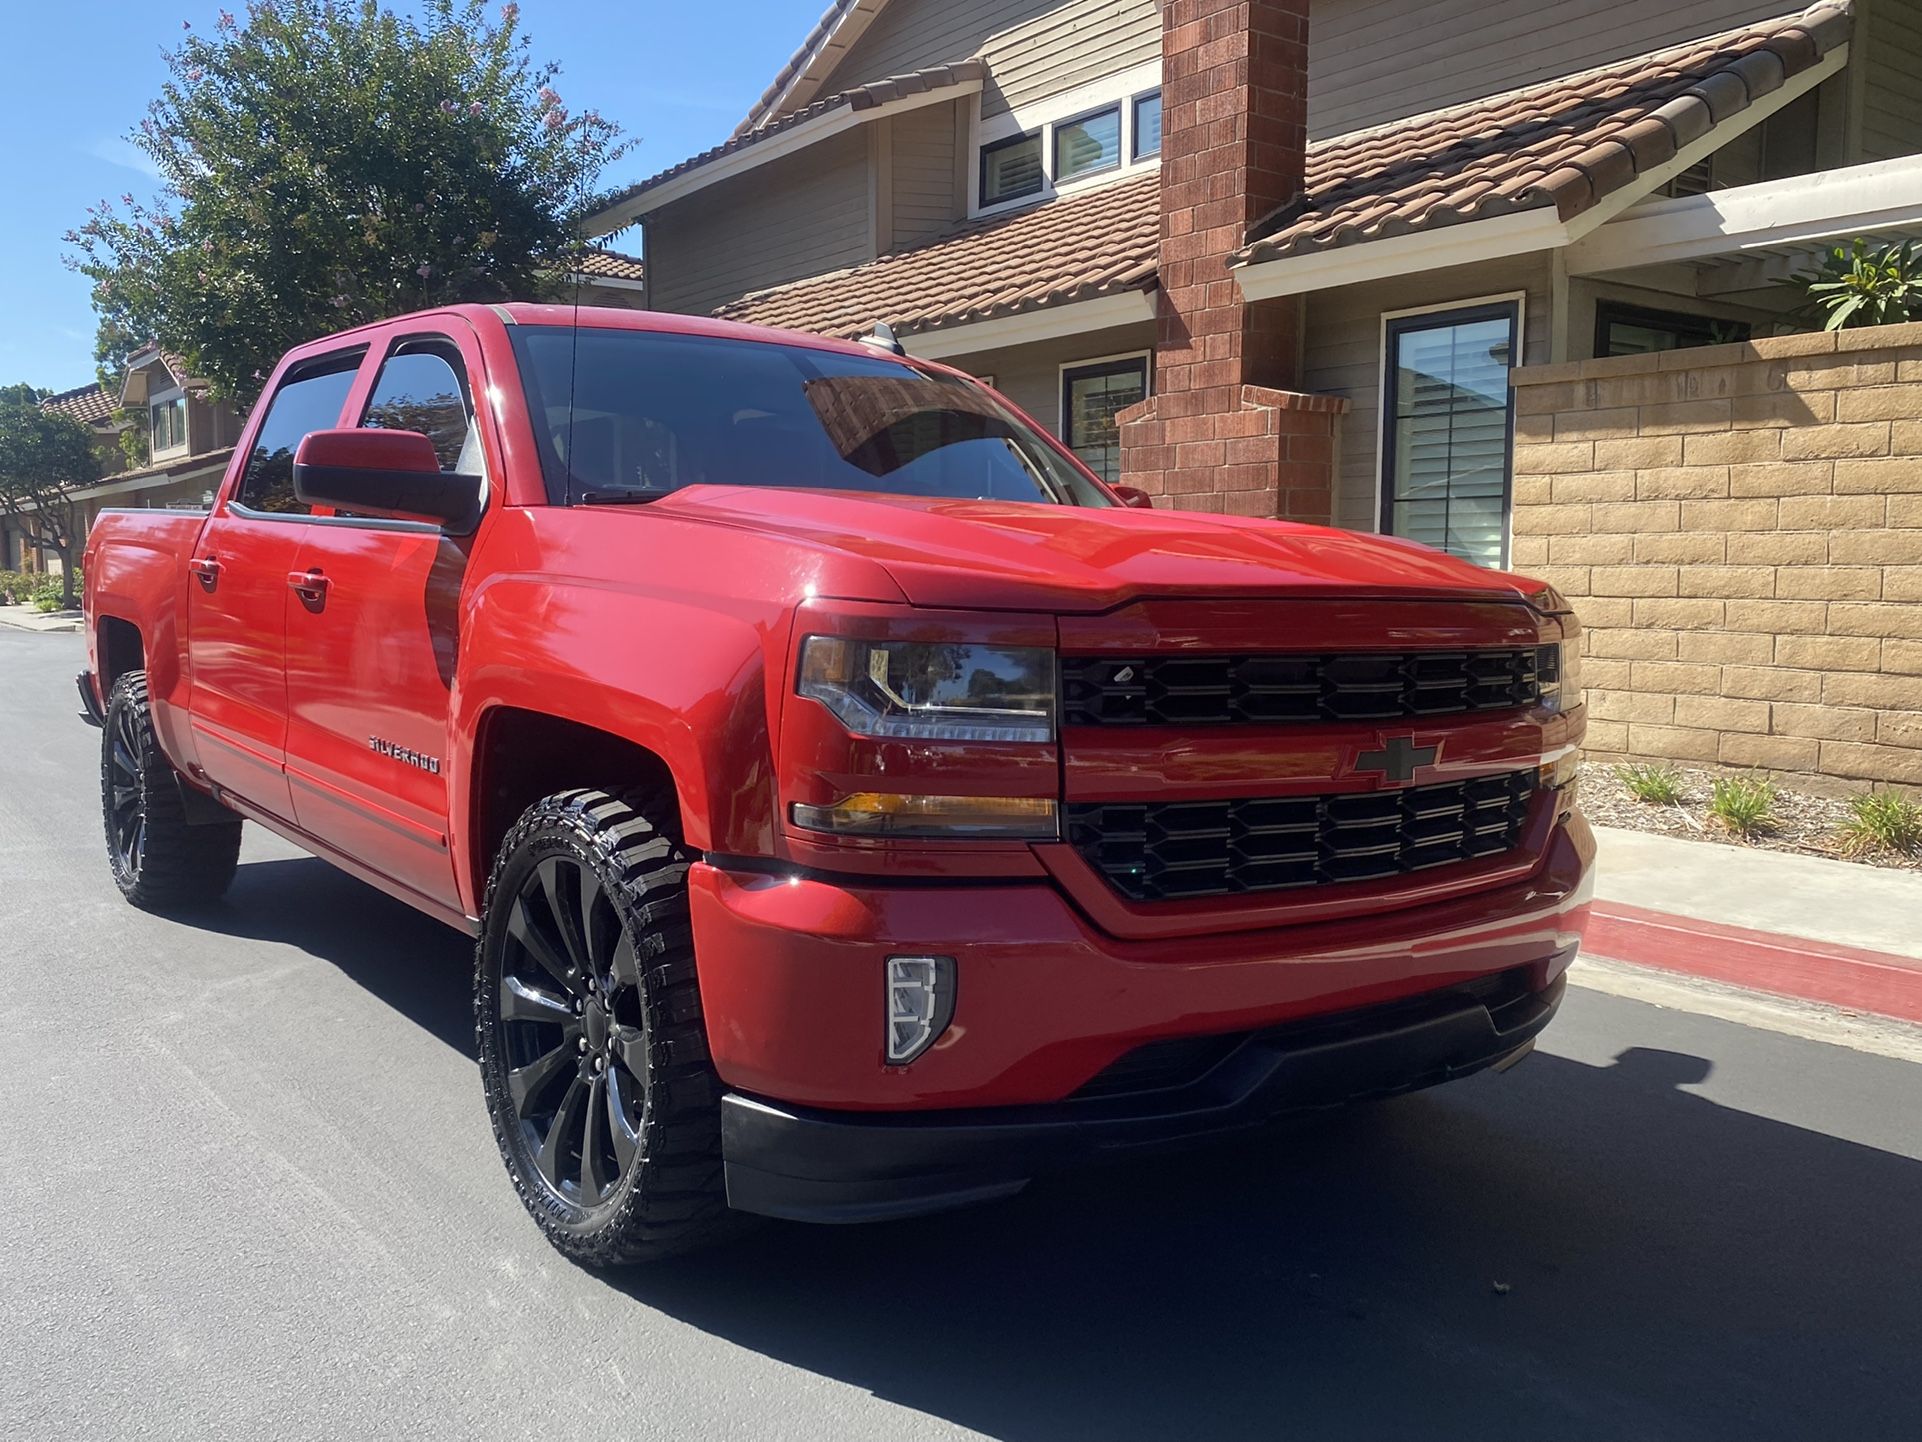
<box><xmin>359</xmin><ymin>341</ymin><xmax>481</xmax><ymax>474</ymax></box>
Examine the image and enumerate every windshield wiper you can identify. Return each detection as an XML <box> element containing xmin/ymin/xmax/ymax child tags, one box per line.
<box><xmin>576</xmin><ymin>490</ymin><xmax>669</xmax><ymax>505</ymax></box>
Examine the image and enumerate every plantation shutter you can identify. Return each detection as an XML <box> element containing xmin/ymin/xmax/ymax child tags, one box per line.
<box><xmin>1383</xmin><ymin>306</ymin><xmax>1518</xmax><ymax>568</ymax></box>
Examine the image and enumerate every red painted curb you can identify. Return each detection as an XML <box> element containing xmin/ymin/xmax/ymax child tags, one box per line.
<box><xmin>1584</xmin><ymin>901</ymin><xmax>1922</xmax><ymax>1026</ymax></box>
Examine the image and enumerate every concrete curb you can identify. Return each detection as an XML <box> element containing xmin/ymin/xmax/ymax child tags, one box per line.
<box><xmin>1584</xmin><ymin>900</ymin><xmax>1922</xmax><ymax>1026</ymax></box>
<box><xmin>0</xmin><ymin>608</ymin><xmax>82</xmax><ymax>634</ymax></box>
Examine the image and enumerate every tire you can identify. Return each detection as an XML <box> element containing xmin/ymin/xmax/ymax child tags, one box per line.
<box><xmin>475</xmin><ymin>787</ymin><xmax>739</xmax><ymax>1266</ymax></box>
<box><xmin>101</xmin><ymin>671</ymin><xmax>242</xmax><ymax>910</ymax></box>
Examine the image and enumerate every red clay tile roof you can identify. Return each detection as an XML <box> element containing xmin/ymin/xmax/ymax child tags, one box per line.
<box><xmin>707</xmin><ymin>3</ymin><xmax>1850</xmax><ymax>340</ymax></box>
<box><xmin>574</xmin><ymin>248</ymin><xmax>645</xmax><ymax>282</ymax></box>
<box><xmin>715</xmin><ymin>171</ymin><xmax>1160</xmax><ymax>338</ymax></box>
<box><xmin>739</xmin><ymin>0</ymin><xmax>888</xmax><ymax>136</ymax></box>
<box><xmin>1235</xmin><ymin>1</ymin><xmax>1852</xmax><ymax>266</ymax></box>
<box><xmin>40</xmin><ymin>383</ymin><xmax>119</xmax><ymax>427</ymax></box>
<box><xmin>596</xmin><ymin>61</ymin><xmax>986</xmax><ymax>219</ymax></box>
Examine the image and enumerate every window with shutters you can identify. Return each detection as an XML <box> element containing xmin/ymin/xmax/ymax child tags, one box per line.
<box><xmin>1061</xmin><ymin>355</ymin><xmax>1149</xmax><ymax>484</ymax></box>
<box><xmin>1380</xmin><ymin>302</ymin><xmax>1520</xmax><ymax>569</ymax></box>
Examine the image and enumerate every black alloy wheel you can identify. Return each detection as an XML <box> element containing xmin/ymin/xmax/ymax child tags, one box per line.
<box><xmin>497</xmin><ymin>852</ymin><xmax>651</xmax><ymax>1207</ymax></box>
<box><xmin>99</xmin><ymin>671</ymin><xmax>242</xmax><ymax>910</ymax></box>
<box><xmin>477</xmin><ymin>788</ymin><xmax>736</xmax><ymax>1265</ymax></box>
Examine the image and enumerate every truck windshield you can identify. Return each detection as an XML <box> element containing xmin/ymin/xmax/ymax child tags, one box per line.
<box><xmin>509</xmin><ymin>325</ymin><xmax>1113</xmax><ymax>508</ymax></box>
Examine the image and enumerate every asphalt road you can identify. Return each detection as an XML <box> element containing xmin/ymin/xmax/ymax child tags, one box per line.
<box><xmin>3</xmin><ymin>627</ymin><xmax>1920</xmax><ymax>1442</ymax></box>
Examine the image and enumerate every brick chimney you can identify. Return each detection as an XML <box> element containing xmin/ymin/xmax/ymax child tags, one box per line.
<box><xmin>1119</xmin><ymin>0</ymin><xmax>1347</xmax><ymax>521</ymax></box>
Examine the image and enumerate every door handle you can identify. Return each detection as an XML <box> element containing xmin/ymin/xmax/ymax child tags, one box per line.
<box><xmin>287</xmin><ymin>569</ymin><xmax>330</xmax><ymax>607</ymax></box>
<box><xmin>187</xmin><ymin>556</ymin><xmax>221</xmax><ymax>588</ymax></box>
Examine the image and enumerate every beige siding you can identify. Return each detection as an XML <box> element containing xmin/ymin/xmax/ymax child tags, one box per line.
<box><xmin>1308</xmin><ymin>0</ymin><xmax>1792</xmax><ymax>138</ymax></box>
<box><xmin>1861</xmin><ymin>0</ymin><xmax>1922</xmax><ymax>161</ymax></box>
<box><xmin>889</xmin><ymin>101</ymin><xmax>961</xmax><ymax>247</ymax></box>
<box><xmin>937</xmin><ymin>322</ymin><xmax>1155</xmax><ymax>437</ymax></box>
<box><xmin>827</xmin><ymin>0</ymin><xmax>1159</xmax><ymax>119</ymax></box>
<box><xmin>1301</xmin><ymin>256</ymin><xmax>1553</xmax><ymax>534</ymax></box>
<box><xmin>645</xmin><ymin>129</ymin><xmax>871</xmax><ymax>316</ymax></box>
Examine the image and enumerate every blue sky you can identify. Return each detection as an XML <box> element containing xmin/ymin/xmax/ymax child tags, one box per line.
<box><xmin>0</xmin><ymin>0</ymin><xmax>817</xmax><ymax>391</ymax></box>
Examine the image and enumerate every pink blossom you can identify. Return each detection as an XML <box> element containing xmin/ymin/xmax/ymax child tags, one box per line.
<box><xmin>417</xmin><ymin>263</ymin><xmax>433</xmax><ymax>279</ymax></box>
<box><xmin>330</xmin><ymin>294</ymin><xmax>349</xmax><ymax>308</ymax></box>
<box><xmin>187</xmin><ymin>67</ymin><xmax>203</xmax><ymax>81</ymax></box>
<box><xmin>121</xmin><ymin>193</ymin><xmax>135</xmax><ymax>205</ymax></box>
<box><xmin>439</xmin><ymin>99</ymin><xmax>457</xmax><ymax>113</ymax></box>
<box><xmin>469</xmin><ymin>102</ymin><xmax>483</xmax><ymax>116</ymax></box>
<box><xmin>413</xmin><ymin>202</ymin><xmax>424</xmax><ymax>213</ymax></box>
<box><xmin>218</xmin><ymin>8</ymin><xmax>234</xmax><ymax>26</ymax></box>
<box><xmin>539</xmin><ymin>86</ymin><xmax>560</xmax><ymax>106</ymax></box>
<box><xmin>543</xmin><ymin>108</ymin><xmax>566</xmax><ymax>129</ymax></box>
<box><xmin>501</xmin><ymin>2</ymin><xmax>518</xmax><ymax>21</ymax></box>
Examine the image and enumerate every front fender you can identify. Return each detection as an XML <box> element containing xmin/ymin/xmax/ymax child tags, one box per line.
<box><xmin>449</xmin><ymin>571</ymin><xmax>789</xmax><ymax>911</ymax></box>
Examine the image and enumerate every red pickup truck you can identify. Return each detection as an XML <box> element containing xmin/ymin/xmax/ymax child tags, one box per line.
<box><xmin>82</xmin><ymin>303</ymin><xmax>1591</xmax><ymax>1264</ymax></box>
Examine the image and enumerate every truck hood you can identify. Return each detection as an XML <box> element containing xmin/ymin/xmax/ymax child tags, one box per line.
<box><xmin>647</xmin><ymin>487</ymin><xmax>1541</xmax><ymax>612</ymax></box>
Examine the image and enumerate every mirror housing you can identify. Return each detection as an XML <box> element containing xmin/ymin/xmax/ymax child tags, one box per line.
<box><xmin>293</xmin><ymin>429</ymin><xmax>481</xmax><ymax>528</ymax></box>
<box><xmin>1110</xmin><ymin>484</ymin><xmax>1156</xmax><ymax>510</ymax></box>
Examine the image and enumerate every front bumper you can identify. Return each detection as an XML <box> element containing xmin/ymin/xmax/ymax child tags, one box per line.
<box><xmin>723</xmin><ymin>966</ymin><xmax>1567</xmax><ymax>1223</ymax></box>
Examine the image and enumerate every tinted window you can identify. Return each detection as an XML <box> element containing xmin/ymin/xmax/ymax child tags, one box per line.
<box><xmin>509</xmin><ymin>327</ymin><xmax>1112</xmax><ymax>509</ymax></box>
<box><xmin>981</xmin><ymin>131</ymin><xmax>1043</xmax><ymax>205</ymax></box>
<box><xmin>361</xmin><ymin>344</ymin><xmax>479</xmax><ymax>471</ymax></box>
<box><xmin>237</xmin><ymin>358</ymin><xmax>360</xmax><ymax>513</ymax></box>
<box><xmin>1054</xmin><ymin>106</ymin><xmax>1120</xmax><ymax>182</ymax></box>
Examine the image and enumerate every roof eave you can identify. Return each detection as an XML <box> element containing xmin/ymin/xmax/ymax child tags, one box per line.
<box><xmin>586</xmin><ymin>69</ymin><xmax>982</xmax><ymax>236</ymax></box>
<box><xmin>737</xmin><ymin>0</ymin><xmax>894</xmax><ymax>136</ymax></box>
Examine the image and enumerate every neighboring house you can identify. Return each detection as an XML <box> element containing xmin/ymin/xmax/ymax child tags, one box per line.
<box><xmin>570</xmin><ymin>247</ymin><xmax>648</xmax><ymax>307</ymax></box>
<box><xmin>3</xmin><ymin>348</ymin><xmax>242</xmax><ymax>575</ymax></box>
<box><xmin>585</xmin><ymin>0</ymin><xmax>1920</xmax><ymax>573</ymax></box>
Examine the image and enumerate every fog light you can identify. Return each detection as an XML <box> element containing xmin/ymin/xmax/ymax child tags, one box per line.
<box><xmin>885</xmin><ymin>955</ymin><xmax>955</xmax><ymax>1064</ymax></box>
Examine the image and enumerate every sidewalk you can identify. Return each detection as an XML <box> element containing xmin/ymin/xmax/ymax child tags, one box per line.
<box><xmin>1587</xmin><ymin>826</ymin><xmax>1922</xmax><ymax>1025</ymax></box>
<box><xmin>0</xmin><ymin>606</ymin><xmax>81</xmax><ymax>634</ymax></box>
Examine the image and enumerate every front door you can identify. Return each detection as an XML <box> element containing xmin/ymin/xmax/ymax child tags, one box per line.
<box><xmin>282</xmin><ymin>330</ymin><xmax>486</xmax><ymax>913</ymax></box>
<box><xmin>185</xmin><ymin>353</ymin><xmax>362</xmax><ymax>820</ymax></box>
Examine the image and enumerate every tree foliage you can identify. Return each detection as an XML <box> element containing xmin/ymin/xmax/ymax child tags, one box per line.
<box><xmin>1791</xmin><ymin>238</ymin><xmax>1922</xmax><ymax>331</ymax></box>
<box><xmin>68</xmin><ymin>1</ymin><xmax>630</xmax><ymax>403</ymax></box>
<box><xmin>0</xmin><ymin>384</ymin><xmax>103</xmax><ymax>607</ymax></box>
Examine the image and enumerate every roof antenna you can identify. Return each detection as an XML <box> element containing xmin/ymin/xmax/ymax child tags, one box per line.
<box><xmin>858</xmin><ymin>320</ymin><xmax>905</xmax><ymax>356</ymax></box>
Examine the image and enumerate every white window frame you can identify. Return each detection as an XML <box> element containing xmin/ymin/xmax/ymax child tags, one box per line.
<box><xmin>150</xmin><ymin>386</ymin><xmax>189</xmax><ymax>457</ymax></box>
<box><xmin>1058</xmin><ymin>348</ymin><xmax>1152</xmax><ymax>477</ymax></box>
<box><xmin>971</xmin><ymin>60</ymin><xmax>1162</xmax><ymax>217</ymax></box>
<box><xmin>1373</xmin><ymin>291</ymin><xmax>1528</xmax><ymax>566</ymax></box>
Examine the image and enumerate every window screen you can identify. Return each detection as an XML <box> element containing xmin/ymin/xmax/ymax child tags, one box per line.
<box><xmin>236</xmin><ymin>355</ymin><xmax>361</xmax><ymax>514</ymax></box>
<box><xmin>361</xmin><ymin>342</ymin><xmax>479</xmax><ymax>472</ymax></box>
<box><xmin>1054</xmin><ymin>106</ymin><xmax>1120</xmax><ymax>182</ymax></box>
<box><xmin>1062</xmin><ymin>357</ymin><xmax>1148</xmax><ymax>484</ymax></box>
<box><xmin>1381</xmin><ymin>306</ymin><xmax>1518</xmax><ymax>569</ymax></box>
<box><xmin>981</xmin><ymin>131</ymin><xmax>1043</xmax><ymax>205</ymax></box>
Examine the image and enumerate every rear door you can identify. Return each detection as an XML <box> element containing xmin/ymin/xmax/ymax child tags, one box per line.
<box><xmin>185</xmin><ymin>351</ymin><xmax>363</xmax><ymax>820</ymax></box>
<box><xmin>281</xmin><ymin>325</ymin><xmax>489</xmax><ymax>912</ymax></box>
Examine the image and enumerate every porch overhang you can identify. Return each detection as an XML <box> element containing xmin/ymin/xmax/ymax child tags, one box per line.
<box><xmin>1563</xmin><ymin>153</ymin><xmax>1922</xmax><ymax>282</ymax></box>
<box><xmin>1228</xmin><ymin>23</ymin><xmax>1847</xmax><ymax>302</ymax></box>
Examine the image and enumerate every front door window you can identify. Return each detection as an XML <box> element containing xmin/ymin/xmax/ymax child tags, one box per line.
<box><xmin>1381</xmin><ymin>304</ymin><xmax>1519</xmax><ymax>568</ymax></box>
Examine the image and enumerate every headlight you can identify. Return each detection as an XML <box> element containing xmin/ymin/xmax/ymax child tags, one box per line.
<box><xmin>798</xmin><ymin>636</ymin><xmax>1057</xmax><ymax>742</ymax></box>
<box><xmin>1538</xmin><ymin>637</ymin><xmax>1583</xmax><ymax>713</ymax></box>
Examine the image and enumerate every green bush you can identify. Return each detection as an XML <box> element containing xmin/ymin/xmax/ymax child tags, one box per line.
<box><xmin>0</xmin><ymin>570</ymin><xmax>29</xmax><ymax>604</ymax></box>
<box><xmin>1615</xmin><ymin>762</ymin><xmax>1686</xmax><ymax>805</ymax></box>
<box><xmin>1708</xmin><ymin>775</ymin><xmax>1777</xmax><ymax>838</ymax></box>
<box><xmin>1837</xmin><ymin>793</ymin><xmax>1922</xmax><ymax>857</ymax></box>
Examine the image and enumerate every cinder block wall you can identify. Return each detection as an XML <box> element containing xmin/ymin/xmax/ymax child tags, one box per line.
<box><xmin>1510</xmin><ymin>321</ymin><xmax>1922</xmax><ymax>795</ymax></box>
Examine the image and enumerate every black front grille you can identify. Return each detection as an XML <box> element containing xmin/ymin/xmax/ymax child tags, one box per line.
<box><xmin>1066</xmin><ymin>770</ymin><xmax>1537</xmax><ymax>902</ymax></box>
<box><xmin>1061</xmin><ymin>648</ymin><xmax>1545</xmax><ymax>726</ymax></box>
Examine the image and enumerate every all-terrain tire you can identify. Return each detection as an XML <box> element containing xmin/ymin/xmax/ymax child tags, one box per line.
<box><xmin>101</xmin><ymin>671</ymin><xmax>243</xmax><ymax>910</ymax></box>
<box><xmin>476</xmin><ymin>787</ymin><xmax>742</xmax><ymax>1266</ymax></box>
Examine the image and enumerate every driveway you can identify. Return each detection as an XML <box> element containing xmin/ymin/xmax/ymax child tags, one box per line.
<box><xmin>2</xmin><ymin>629</ymin><xmax>1918</xmax><ymax>1441</ymax></box>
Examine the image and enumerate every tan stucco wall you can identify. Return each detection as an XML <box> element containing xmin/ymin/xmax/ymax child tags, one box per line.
<box><xmin>1511</xmin><ymin>322</ymin><xmax>1922</xmax><ymax>794</ymax></box>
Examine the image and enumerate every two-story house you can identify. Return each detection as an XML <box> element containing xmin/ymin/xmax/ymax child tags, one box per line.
<box><xmin>585</xmin><ymin>0</ymin><xmax>1919</xmax><ymax>572</ymax></box>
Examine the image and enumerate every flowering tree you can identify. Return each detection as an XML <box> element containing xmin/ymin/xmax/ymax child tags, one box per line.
<box><xmin>69</xmin><ymin>1</ymin><xmax>630</xmax><ymax>403</ymax></box>
<box><xmin>0</xmin><ymin>385</ymin><xmax>102</xmax><ymax>607</ymax></box>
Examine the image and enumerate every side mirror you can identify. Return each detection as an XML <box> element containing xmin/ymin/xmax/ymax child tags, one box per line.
<box><xmin>1110</xmin><ymin>484</ymin><xmax>1156</xmax><ymax>510</ymax></box>
<box><xmin>293</xmin><ymin>429</ymin><xmax>481</xmax><ymax>529</ymax></box>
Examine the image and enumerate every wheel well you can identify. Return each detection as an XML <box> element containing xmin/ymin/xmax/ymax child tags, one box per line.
<box><xmin>98</xmin><ymin>616</ymin><xmax>144</xmax><ymax>692</ymax></box>
<box><xmin>471</xmin><ymin>707</ymin><xmax>680</xmax><ymax>888</ymax></box>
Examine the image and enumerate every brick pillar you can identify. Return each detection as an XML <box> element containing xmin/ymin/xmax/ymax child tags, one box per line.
<box><xmin>1119</xmin><ymin>0</ymin><xmax>1346</xmax><ymax>521</ymax></box>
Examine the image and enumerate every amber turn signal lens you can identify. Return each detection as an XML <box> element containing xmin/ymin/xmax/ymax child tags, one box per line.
<box><xmin>791</xmin><ymin>793</ymin><xmax>1059</xmax><ymax>840</ymax></box>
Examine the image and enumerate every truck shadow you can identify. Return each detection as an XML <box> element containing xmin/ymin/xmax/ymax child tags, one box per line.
<box><xmin>197</xmin><ymin>855</ymin><xmax>1922</xmax><ymax>1440</ymax></box>
<box><xmin>608</xmin><ymin>1041</ymin><xmax>1922</xmax><ymax>1442</ymax></box>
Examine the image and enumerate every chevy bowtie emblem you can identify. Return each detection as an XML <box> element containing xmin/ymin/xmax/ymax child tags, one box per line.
<box><xmin>1354</xmin><ymin>735</ymin><xmax>1439</xmax><ymax>785</ymax></box>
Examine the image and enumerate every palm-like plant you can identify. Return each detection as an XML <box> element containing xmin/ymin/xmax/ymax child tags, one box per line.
<box><xmin>1794</xmin><ymin>238</ymin><xmax>1922</xmax><ymax>331</ymax></box>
